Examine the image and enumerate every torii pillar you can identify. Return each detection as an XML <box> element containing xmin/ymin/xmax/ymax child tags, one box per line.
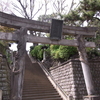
<box><xmin>11</xmin><ymin>27</ymin><xmax>27</xmax><ymax>100</ymax></box>
<box><xmin>77</xmin><ymin>35</ymin><xmax>100</xmax><ymax>100</ymax></box>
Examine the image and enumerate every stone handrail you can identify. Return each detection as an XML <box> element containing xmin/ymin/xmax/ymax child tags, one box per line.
<box><xmin>38</xmin><ymin>61</ymin><xmax>69</xmax><ymax>100</ymax></box>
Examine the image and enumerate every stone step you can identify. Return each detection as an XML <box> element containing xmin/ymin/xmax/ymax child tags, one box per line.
<box><xmin>22</xmin><ymin>92</ymin><xmax>59</xmax><ymax>97</ymax></box>
<box><xmin>22</xmin><ymin>54</ymin><xmax>63</xmax><ymax>100</ymax></box>
<box><xmin>22</xmin><ymin>98</ymin><xmax>62</xmax><ymax>100</ymax></box>
<box><xmin>22</xmin><ymin>96</ymin><xmax>62</xmax><ymax>100</ymax></box>
<box><xmin>22</xmin><ymin>95</ymin><xmax>61</xmax><ymax>99</ymax></box>
<box><xmin>23</xmin><ymin>86</ymin><xmax>55</xmax><ymax>89</ymax></box>
<box><xmin>23</xmin><ymin>90</ymin><xmax>57</xmax><ymax>94</ymax></box>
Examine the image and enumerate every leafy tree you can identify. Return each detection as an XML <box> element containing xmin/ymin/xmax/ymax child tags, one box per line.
<box><xmin>61</xmin><ymin>0</ymin><xmax>100</xmax><ymax>60</ymax></box>
<box><xmin>30</xmin><ymin>45</ymin><xmax>50</xmax><ymax>60</ymax></box>
<box><xmin>30</xmin><ymin>45</ymin><xmax>43</xmax><ymax>60</ymax></box>
<box><xmin>86</xmin><ymin>48</ymin><xmax>100</xmax><ymax>59</ymax></box>
<box><xmin>50</xmin><ymin>45</ymin><xmax>78</xmax><ymax>61</ymax></box>
<box><xmin>64</xmin><ymin>0</ymin><xmax>100</xmax><ymax>26</ymax></box>
<box><xmin>0</xmin><ymin>41</ymin><xmax>7</xmax><ymax>55</ymax></box>
<box><xmin>50</xmin><ymin>45</ymin><xmax>60</xmax><ymax>59</ymax></box>
<box><xmin>0</xmin><ymin>25</ymin><xmax>15</xmax><ymax>62</ymax></box>
<box><xmin>38</xmin><ymin>14</ymin><xmax>58</xmax><ymax>23</ymax></box>
<box><xmin>59</xmin><ymin>46</ymin><xmax>77</xmax><ymax>60</ymax></box>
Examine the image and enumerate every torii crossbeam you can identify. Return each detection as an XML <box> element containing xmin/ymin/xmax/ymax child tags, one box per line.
<box><xmin>0</xmin><ymin>11</ymin><xmax>97</xmax><ymax>36</ymax></box>
<box><xmin>0</xmin><ymin>31</ymin><xmax>95</xmax><ymax>47</ymax></box>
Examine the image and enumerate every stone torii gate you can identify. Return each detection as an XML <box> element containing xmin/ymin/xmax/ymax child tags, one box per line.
<box><xmin>0</xmin><ymin>11</ymin><xmax>99</xmax><ymax>100</ymax></box>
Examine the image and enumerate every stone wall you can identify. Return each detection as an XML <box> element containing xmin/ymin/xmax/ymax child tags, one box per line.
<box><xmin>50</xmin><ymin>59</ymin><xmax>100</xmax><ymax>100</ymax></box>
<box><xmin>0</xmin><ymin>56</ymin><xmax>11</xmax><ymax>100</ymax></box>
<box><xmin>89</xmin><ymin>60</ymin><xmax>100</xmax><ymax>94</ymax></box>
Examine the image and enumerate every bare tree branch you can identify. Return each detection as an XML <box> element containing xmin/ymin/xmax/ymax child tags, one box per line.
<box><xmin>53</xmin><ymin>2</ymin><xmax>58</xmax><ymax>12</ymax></box>
<box><xmin>13</xmin><ymin>8</ymin><xmax>26</xmax><ymax>17</ymax></box>
<box><xmin>12</xmin><ymin>3</ymin><xmax>23</xmax><ymax>13</ymax></box>
<box><xmin>32</xmin><ymin>4</ymin><xmax>43</xmax><ymax>19</ymax></box>
<box><xmin>44</xmin><ymin>0</ymin><xmax>49</xmax><ymax>15</ymax></box>
<box><xmin>30</xmin><ymin>0</ymin><xmax>32</xmax><ymax>18</ymax></box>
<box><xmin>17</xmin><ymin>0</ymin><xmax>29</xmax><ymax>19</ymax></box>
<box><xmin>68</xmin><ymin>0</ymin><xmax>75</xmax><ymax>14</ymax></box>
<box><xmin>30</xmin><ymin>0</ymin><xmax>35</xmax><ymax>19</ymax></box>
<box><xmin>61</xmin><ymin>0</ymin><xmax>67</xmax><ymax>13</ymax></box>
<box><xmin>11</xmin><ymin>0</ymin><xmax>44</xmax><ymax>20</ymax></box>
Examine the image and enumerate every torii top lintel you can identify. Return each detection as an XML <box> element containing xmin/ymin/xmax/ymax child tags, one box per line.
<box><xmin>0</xmin><ymin>11</ymin><xmax>97</xmax><ymax>37</ymax></box>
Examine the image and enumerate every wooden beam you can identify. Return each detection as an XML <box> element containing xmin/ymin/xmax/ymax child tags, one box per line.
<box><xmin>26</xmin><ymin>35</ymin><xmax>95</xmax><ymax>48</ymax></box>
<box><xmin>0</xmin><ymin>32</ymin><xmax>96</xmax><ymax>48</ymax></box>
<box><xmin>0</xmin><ymin>11</ymin><xmax>97</xmax><ymax>36</ymax></box>
<box><xmin>27</xmin><ymin>35</ymin><xmax>78</xmax><ymax>47</ymax></box>
<box><xmin>0</xmin><ymin>32</ymin><xmax>18</xmax><ymax>41</ymax></box>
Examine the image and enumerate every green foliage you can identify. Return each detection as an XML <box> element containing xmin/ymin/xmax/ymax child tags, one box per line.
<box><xmin>50</xmin><ymin>45</ymin><xmax>78</xmax><ymax>61</ymax></box>
<box><xmin>79</xmin><ymin>0</ymin><xmax>100</xmax><ymax>25</ymax></box>
<box><xmin>50</xmin><ymin>45</ymin><xmax>60</xmax><ymax>59</ymax></box>
<box><xmin>30</xmin><ymin>44</ymin><xmax>78</xmax><ymax>61</ymax></box>
<box><xmin>64</xmin><ymin>35</ymin><xmax>74</xmax><ymax>40</ymax></box>
<box><xmin>86</xmin><ymin>48</ymin><xmax>100</xmax><ymax>59</ymax></box>
<box><xmin>30</xmin><ymin>45</ymin><xmax>43</xmax><ymax>60</ymax></box>
<box><xmin>80</xmin><ymin>0</ymin><xmax>100</xmax><ymax>11</ymax></box>
<box><xmin>50</xmin><ymin>45</ymin><xmax>59</xmax><ymax>50</ymax></box>
<box><xmin>0</xmin><ymin>40</ymin><xmax>11</xmax><ymax>56</ymax></box>
<box><xmin>38</xmin><ymin>14</ymin><xmax>58</xmax><ymax>23</ymax></box>
<box><xmin>0</xmin><ymin>25</ymin><xmax>15</xmax><ymax>58</ymax></box>
<box><xmin>45</xmin><ymin>45</ymin><xmax>51</xmax><ymax>58</ymax></box>
<box><xmin>82</xmin><ymin>10</ymin><xmax>95</xmax><ymax>21</ymax></box>
<box><xmin>0</xmin><ymin>26</ymin><xmax>15</xmax><ymax>65</ymax></box>
<box><xmin>65</xmin><ymin>10</ymin><xmax>81</xmax><ymax>21</ymax></box>
<box><xmin>30</xmin><ymin>44</ymin><xmax>51</xmax><ymax>60</ymax></box>
<box><xmin>63</xmin><ymin>0</ymin><xmax>100</xmax><ymax>26</ymax></box>
<box><xmin>0</xmin><ymin>41</ymin><xmax>12</xmax><ymax>67</ymax></box>
<box><xmin>0</xmin><ymin>42</ymin><xmax>6</xmax><ymax>55</ymax></box>
<box><xmin>59</xmin><ymin>46</ymin><xmax>78</xmax><ymax>60</ymax></box>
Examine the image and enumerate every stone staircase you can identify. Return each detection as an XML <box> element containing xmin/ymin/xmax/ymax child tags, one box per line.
<box><xmin>22</xmin><ymin>55</ymin><xmax>63</xmax><ymax>100</ymax></box>
<box><xmin>0</xmin><ymin>56</ymin><xmax>10</xmax><ymax>100</ymax></box>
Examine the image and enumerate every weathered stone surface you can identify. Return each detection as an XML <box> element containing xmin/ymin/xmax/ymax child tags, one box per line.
<box><xmin>50</xmin><ymin>59</ymin><xmax>100</xmax><ymax>100</ymax></box>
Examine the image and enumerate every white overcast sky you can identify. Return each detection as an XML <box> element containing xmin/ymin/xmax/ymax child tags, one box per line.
<box><xmin>1</xmin><ymin>0</ymin><xmax>80</xmax><ymax>51</ymax></box>
<box><xmin>1</xmin><ymin>0</ymin><xmax>80</xmax><ymax>19</ymax></box>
